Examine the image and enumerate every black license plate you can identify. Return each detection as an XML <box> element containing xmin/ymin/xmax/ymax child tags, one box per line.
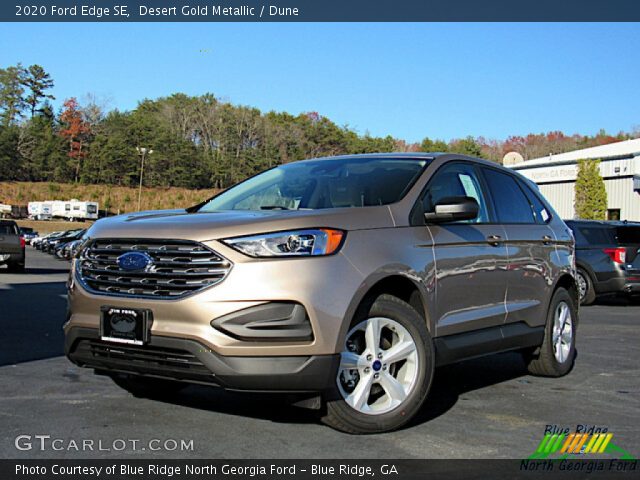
<box><xmin>100</xmin><ymin>307</ymin><xmax>152</xmax><ymax>345</ymax></box>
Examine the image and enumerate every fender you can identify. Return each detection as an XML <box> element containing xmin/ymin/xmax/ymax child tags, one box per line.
<box><xmin>333</xmin><ymin>268</ymin><xmax>434</xmax><ymax>353</ymax></box>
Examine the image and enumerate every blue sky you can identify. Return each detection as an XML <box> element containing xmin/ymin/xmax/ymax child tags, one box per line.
<box><xmin>1</xmin><ymin>23</ymin><xmax>638</xmax><ymax>142</ymax></box>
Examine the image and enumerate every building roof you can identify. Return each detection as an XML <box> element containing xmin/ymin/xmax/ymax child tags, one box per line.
<box><xmin>516</xmin><ymin>138</ymin><xmax>640</xmax><ymax>168</ymax></box>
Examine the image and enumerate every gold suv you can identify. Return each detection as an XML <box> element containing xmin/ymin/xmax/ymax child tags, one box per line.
<box><xmin>65</xmin><ymin>153</ymin><xmax>578</xmax><ymax>433</ymax></box>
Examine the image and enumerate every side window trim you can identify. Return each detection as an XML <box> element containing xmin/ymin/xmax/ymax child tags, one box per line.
<box><xmin>471</xmin><ymin>163</ymin><xmax>499</xmax><ymax>224</ymax></box>
<box><xmin>518</xmin><ymin>179</ymin><xmax>553</xmax><ymax>225</ymax></box>
<box><xmin>479</xmin><ymin>166</ymin><xmax>537</xmax><ymax>225</ymax></box>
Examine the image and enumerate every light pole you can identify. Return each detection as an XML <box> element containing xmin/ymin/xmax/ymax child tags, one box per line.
<box><xmin>136</xmin><ymin>147</ymin><xmax>153</xmax><ymax>211</ymax></box>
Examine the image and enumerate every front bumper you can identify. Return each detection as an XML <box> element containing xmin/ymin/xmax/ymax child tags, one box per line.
<box><xmin>66</xmin><ymin>239</ymin><xmax>366</xmax><ymax>357</ymax></box>
<box><xmin>65</xmin><ymin>327</ymin><xmax>340</xmax><ymax>392</ymax></box>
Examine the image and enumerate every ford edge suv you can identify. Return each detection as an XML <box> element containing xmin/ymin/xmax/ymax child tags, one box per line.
<box><xmin>65</xmin><ymin>153</ymin><xmax>578</xmax><ymax>434</ymax></box>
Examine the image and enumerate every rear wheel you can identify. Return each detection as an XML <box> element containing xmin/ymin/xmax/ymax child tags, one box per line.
<box><xmin>108</xmin><ymin>374</ymin><xmax>187</xmax><ymax>399</ymax></box>
<box><xmin>7</xmin><ymin>260</ymin><xmax>25</xmax><ymax>273</ymax></box>
<box><xmin>576</xmin><ymin>268</ymin><xmax>596</xmax><ymax>306</ymax></box>
<box><xmin>525</xmin><ymin>288</ymin><xmax>577</xmax><ymax>377</ymax></box>
<box><xmin>321</xmin><ymin>294</ymin><xmax>434</xmax><ymax>434</ymax></box>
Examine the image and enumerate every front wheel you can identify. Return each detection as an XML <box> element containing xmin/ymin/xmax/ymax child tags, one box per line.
<box><xmin>525</xmin><ymin>288</ymin><xmax>577</xmax><ymax>377</ymax></box>
<box><xmin>321</xmin><ymin>294</ymin><xmax>434</xmax><ymax>434</ymax></box>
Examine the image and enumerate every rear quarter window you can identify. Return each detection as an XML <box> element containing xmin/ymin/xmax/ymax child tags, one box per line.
<box><xmin>576</xmin><ymin>227</ymin><xmax>615</xmax><ymax>246</ymax></box>
<box><xmin>616</xmin><ymin>226</ymin><xmax>640</xmax><ymax>245</ymax></box>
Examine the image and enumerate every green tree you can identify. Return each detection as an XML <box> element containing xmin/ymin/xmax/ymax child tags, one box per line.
<box><xmin>0</xmin><ymin>64</ymin><xmax>26</xmax><ymax>126</ymax></box>
<box><xmin>17</xmin><ymin>104</ymin><xmax>65</xmax><ymax>181</ymax></box>
<box><xmin>449</xmin><ymin>136</ymin><xmax>484</xmax><ymax>157</ymax></box>
<box><xmin>21</xmin><ymin>64</ymin><xmax>55</xmax><ymax>118</ymax></box>
<box><xmin>419</xmin><ymin>137</ymin><xmax>448</xmax><ymax>152</ymax></box>
<box><xmin>0</xmin><ymin>124</ymin><xmax>20</xmax><ymax>180</ymax></box>
<box><xmin>574</xmin><ymin>159</ymin><xmax>607</xmax><ymax>220</ymax></box>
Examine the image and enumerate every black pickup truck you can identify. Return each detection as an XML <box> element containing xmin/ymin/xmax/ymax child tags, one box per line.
<box><xmin>0</xmin><ymin>220</ymin><xmax>25</xmax><ymax>273</ymax></box>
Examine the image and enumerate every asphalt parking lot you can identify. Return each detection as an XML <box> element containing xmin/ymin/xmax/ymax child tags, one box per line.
<box><xmin>1</xmin><ymin>249</ymin><xmax>638</xmax><ymax>459</ymax></box>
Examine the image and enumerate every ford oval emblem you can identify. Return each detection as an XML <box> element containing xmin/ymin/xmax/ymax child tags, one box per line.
<box><xmin>117</xmin><ymin>251</ymin><xmax>152</xmax><ymax>271</ymax></box>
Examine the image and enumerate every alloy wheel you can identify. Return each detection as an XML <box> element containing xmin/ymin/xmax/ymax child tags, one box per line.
<box><xmin>337</xmin><ymin>317</ymin><xmax>419</xmax><ymax>415</ymax></box>
<box><xmin>576</xmin><ymin>272</ymin><xmax>588</xmax><ymax>301</ymax></box>
<box><xmin>552</xmin><ymin>301</ymin><xmax>573</xmax><ymax>363</ymax></box>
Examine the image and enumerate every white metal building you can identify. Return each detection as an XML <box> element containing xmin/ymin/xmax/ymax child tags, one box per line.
<box><xmin>506</xmin><ymin>139</ymin><xmax>640</xmax><ymax>221</ymax></box>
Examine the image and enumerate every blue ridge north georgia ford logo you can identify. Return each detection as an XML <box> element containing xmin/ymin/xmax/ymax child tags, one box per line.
<box><xmin>116</xmin><ymin>251</ymin><xmax>153</xmax><ymax>271</ymax></box>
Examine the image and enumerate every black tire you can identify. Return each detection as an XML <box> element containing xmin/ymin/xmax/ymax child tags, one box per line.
<box><xmin>525</xmin><ymin>288</ymin><xmax>577</xmax><ymax>377</ymax></box>
<box><xmin>7</xmin><ymin>261</ymin><xmax>25</xmax><ymax>273</ymax></box>
<box><xmin>109</xmin><ymin>374</ymin><xmax>187</xmax><ymax>399</ymax></box>
<box><xmin>576</xmin><ymin>268</ymin><xmax>596</xmax><ymax>306</ymax></box>
<box><xmin>321</xmin><ymin>294</ymin><xmax>434</xmax><ymax>434</ymax></box>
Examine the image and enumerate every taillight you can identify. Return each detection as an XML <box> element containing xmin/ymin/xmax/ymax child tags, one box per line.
<box><xmin>20</xmin><ymin>236</ymin><xmax>25</xmax><ymax>248</ymax></box>
<box><xmin>603</xmin><ymin>247</ymin><xmax>626</xmax><ymax>264</ymax></box>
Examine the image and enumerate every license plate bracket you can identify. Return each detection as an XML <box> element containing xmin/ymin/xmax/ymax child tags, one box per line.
<box><xmin>100</xmin><ymin>306</ymin><xmax>152</xmax><ymax>345</ymax></box>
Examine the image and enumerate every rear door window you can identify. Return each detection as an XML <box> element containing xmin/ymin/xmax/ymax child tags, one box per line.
<box><xmin>482</xmin><ymin>168</ymin><xmax>536</xmax><ymax>224</ymax></box>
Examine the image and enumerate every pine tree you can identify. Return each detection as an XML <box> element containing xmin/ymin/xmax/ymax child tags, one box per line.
<box><xmin>0</xmin><ymin>64</ymin><xmax>26</xmax><ymax>126</ymax></box>
<box><xmin>21</xmin><ymin>64</ymin><xmax>55</xmax><ymax>118</ymax></box>
<box><xmin>574</xmin><ymin>159</ymin><xmax>607</xmax><ymax>220</ymax></box>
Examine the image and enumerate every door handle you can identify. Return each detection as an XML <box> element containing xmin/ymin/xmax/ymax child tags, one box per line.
<box><xmin>542</xmin><ymin>235</ymin><xmax>553</xmax><ymax>245</ymax></box>
<box><xmin>487</xmin><ymin>234</ymin><xmax>502</xmax><ymax>246</ymax></box>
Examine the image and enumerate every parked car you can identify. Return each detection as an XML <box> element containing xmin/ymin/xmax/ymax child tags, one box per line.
<box><xmin>59</xmin><ymin>238</ymin><xmax>83</xmax><ymax>260</ymax></box>
<box><xmin>565</xmin><ymin>220</ymin><xmax>640</xmax><ymax>305</ymax></box>
<box><xmin>38</xmin><ymin>231</ymin><xmax>64</xmax><ymax>252</ymax></box>
<box><xmin>19</xmin><ymin>227</ymin><xmax>39</xmax><ymax>245</ymax></box>
<box><xmin>0</xmin><ymin>219</ymin><xmax>25</xmax><ymax>272</ymax></box>
<box><xmin>53</xmin><ymin>229</ymin><xmax>86</xmax><ymax>259</ymax></box>
<box><xmin>32</xmin><ymin>231</ymin><xmax>61</xmax><ymax>250</ymax></box>
<box><xmin>65</xmin><ymin>153</ymin><xmax>578</xmax><ymax>434</ymax></box>
<box><xmin>43</xmin><ymin>230</ymin><xmax>84</xmax><ymax>254</ymax></box>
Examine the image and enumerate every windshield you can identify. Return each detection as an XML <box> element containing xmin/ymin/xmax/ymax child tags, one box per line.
<box><xmin>198</xmin><ymin>157</ymin><xmax>428</xmax><ymax>212</ymax></box>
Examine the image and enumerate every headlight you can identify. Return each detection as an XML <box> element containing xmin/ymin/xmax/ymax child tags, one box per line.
<box><xmin>223</xmin><ymin>229</ymin><xmax>345</xmax><ymax>258</ymax></box>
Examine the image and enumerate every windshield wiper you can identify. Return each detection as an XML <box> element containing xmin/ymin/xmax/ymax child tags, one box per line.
<box><xmin>260</xmin><ymin>205</ymin><xmax>290</xmax><ymax>210</ymax></box>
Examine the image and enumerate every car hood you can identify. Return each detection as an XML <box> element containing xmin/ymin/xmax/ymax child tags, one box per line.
<box><xmin>85</xmin><ymin>207</ymin><xmax>395</xmax><ymax>242</ymax></box>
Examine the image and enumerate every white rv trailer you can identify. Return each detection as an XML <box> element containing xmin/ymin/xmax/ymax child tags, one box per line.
<box><xmin>51</xmin><ymin>200</ymin><xmax>99</xmax><ymax>221</ymax></box>
<box><xmin>27</xmin><ymin>201</ymin><xmax>53</xmax><ymax>220</ymax></box>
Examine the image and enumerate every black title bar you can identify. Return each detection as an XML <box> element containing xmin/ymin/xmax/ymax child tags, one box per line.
<box><xmin>4</xmin><ymin>0</ymin><xmax>640</xmax><ymax>22</ymax></box>
<box><xmin>3</xmin><ymin>459</ymin><xmax>640</xmax><ymax>480</ymax></box>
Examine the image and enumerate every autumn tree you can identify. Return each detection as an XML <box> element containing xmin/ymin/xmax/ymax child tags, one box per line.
<box><xmin>59</xmin><ymin>98</ymin><xmax>91</xmax><ymax>183</ymax></box>
<box><xmin>574</xmin><ymin>159</ymin><xmax>607</xmax><ymax>220</ymax></box>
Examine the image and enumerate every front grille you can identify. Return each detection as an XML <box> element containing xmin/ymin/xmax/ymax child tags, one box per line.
<box><xmin>77</xmin><ymin>238</ymin><xmax>232</xmax><ymax>299</ymax></box>
<box><xmin>72</xmin><ymin>339</ymin><xmax>216</xmax><ymax>383</ymax></box>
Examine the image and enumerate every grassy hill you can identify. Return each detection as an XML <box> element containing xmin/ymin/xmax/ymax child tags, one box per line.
<box><xmin>0</xmin><ymin>182</ymin><xmax>219</xmax><ymax>214</ymax></box>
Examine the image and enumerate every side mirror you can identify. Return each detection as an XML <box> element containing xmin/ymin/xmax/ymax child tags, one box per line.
<box><xmin>424</xmin><ymin>196</ymin><xmax>479</xmax><ymax>223</ymax></box>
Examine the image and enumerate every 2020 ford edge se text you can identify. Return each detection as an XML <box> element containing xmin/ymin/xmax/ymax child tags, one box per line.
<box><xmin>64</xmin><ymin>153</ymin><xmax>578</xmax><ymax>434</ymax></box>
